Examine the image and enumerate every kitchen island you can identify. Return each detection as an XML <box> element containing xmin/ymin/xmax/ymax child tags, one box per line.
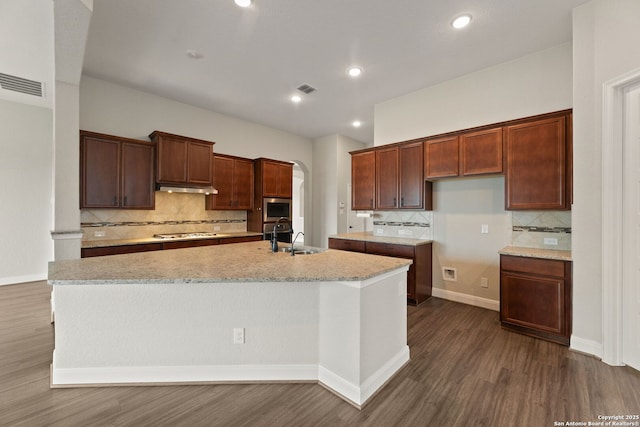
<box><xmin>48</xmin><ymin>241</ymin><xmax>412</xmax><ymax>407</ymax></box>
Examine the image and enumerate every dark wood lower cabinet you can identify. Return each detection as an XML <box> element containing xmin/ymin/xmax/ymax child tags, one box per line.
<box><xmin>328</xmin><ymin>237</ymin><xmax>432</xmax><ymax>305</ymax></box>
<box><xmin>81</xmin><ymin>243</ymin><xmax>163</xmax><ymax>258</ymax></box>
<box><xmin>500</xmin><ymin>255</ymin><xmax>572</xmax><ymax>345</ymax></box>
<box><xmin>81</xmin><ymin>235</ymin><xmax>262</xmax><ymax>257</ymax></box>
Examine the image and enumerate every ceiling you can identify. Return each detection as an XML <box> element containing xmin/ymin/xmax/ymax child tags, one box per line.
<box><xmin>83</xmin><ymin>0</ymin><xmax>589</xmax><ymax>144</ymax></box>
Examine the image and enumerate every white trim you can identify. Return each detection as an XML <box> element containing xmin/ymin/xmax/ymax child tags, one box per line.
<box><xmin>570</xmin><ymin>335</ymin><xmax>604</xmax><ymax>360</ymax></box>
<box><xmin>0</xmin><ymin>274</ymin><xmax>47</xmax><ymax>286</ymax></box>
<box><xmin>318</xmin><ymin>345</ymin><xmax>410</xmax><ymax>407</ymax></box>
<box><xmin>52</xmin><ymin>364</ymin><xmax>318</xmax><ymax>386</ymax></box>
<box><xmin>601</xmin><ymin>67</ymin><xmax>640</xmax><ymax>366</ymax></box>
<box><xmin>432</xmin><ymin>288</ymin><xmax>500</xmax><ymax>312</ymax></box>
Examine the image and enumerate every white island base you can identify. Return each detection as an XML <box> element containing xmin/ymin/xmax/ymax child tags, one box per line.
<box><xmin>51</xmin><ymin>267</ymin><xmax>409</xmax><ymax>408</ymax></box>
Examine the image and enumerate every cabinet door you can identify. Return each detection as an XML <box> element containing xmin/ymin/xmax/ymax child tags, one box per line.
<box><xmin>505</xmin><ymin>116</ymin><xmax>567</xmax><ymax>210</ymax></box>
<box><xmin>157</xmin><ymin>136</ymin><xmax>187</xmax><ymax>183</ymax></box>
<box><xmin>500</xmin><ymin>272</ymin><xmax>565</xmax><ymax>335</ymax></box>
<box><xmin>328</xmin><ymin>238</ymin><xmax>366</xmax><ymax>253</ymax></box>
<box><xmin>211</xmin><ymin>155</ymin><xmax>234</xmax><ymax>208</ymax></box>
<box><xmin>121</xmin><ymin>142</ymin><xmax>155</xmax><ymax>209</ymax></box>
<box><xmin>376</xmin><ymin>147</ymin><xmax>399</xmax><ymax>209</ymax></box>
<box><xmin>277</xmin><ymin>163</ymin><xmax>293</xmax><ymax>198</ymax></box>
<box><xmin>425</xmin><ymin>136</ymin><xmax>459</xmax><ymax>179</ymax></box>
<box><xmin>351</xmin><ymin>151</ymin><xmax>376</xmax><ymax>210</ymax></box>
<box><xmin>399</xmin><ymin>142</ymin><xmax>424</xmax><ymax>209</ymax></box>
<box><xmin>461</xmin><ymin>127</ymin><xmax>503</xmax><ymax>176</ymax></box>
<box><xmin>186</xmin><ymin>141</ymin><xmax>213</xmax><ymax>185</ymax></box>
<box><xmin>234</xmin><ymin>158</ymin><xmax>254</xmax><ymax>209</ymax></box>
<box><xmin>262</xmin><ymin>161</ymin><xmax>279</xmax><ymax>197</ymax></box>
<box><xmin>81</xmin><ymin>136</ymin><xmax>120</xmax><ymax>208</ymax></box>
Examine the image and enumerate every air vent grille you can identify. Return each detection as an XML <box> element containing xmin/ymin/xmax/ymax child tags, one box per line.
<box><xmin>0</xmin><ymin>73</ymin><xmax>44</xmax><ymax>97</ymax></box>
<box><xmin>297</xmin><ymin>84</ymin><xmax>316</xmax><ymax>94</ymax></box>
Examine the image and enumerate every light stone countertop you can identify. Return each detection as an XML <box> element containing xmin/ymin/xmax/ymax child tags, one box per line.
<box><xmin>81</xmin><ymin>231</ymin><xmax>263</xmax><ymax>248</ymax></box>
<box><xmin>499</xmin><ymin>246</ymin><xmax>572</xmax><ymax>261</ymax></box>
<box><xmin>329</xmin><ymin>232</ymin><xmax>433</xmax><ymax>246</ymax></box>
<box><xmin>49</xmin><ymin>241</ymin><xmax>412</xmax><ymax>285</ymax></box>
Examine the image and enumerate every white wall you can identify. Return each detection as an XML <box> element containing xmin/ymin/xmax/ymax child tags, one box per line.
<box><xmin>79</xmin><ymin>76</ymin><xmax>315</xmax><ymax>240</ymax></box>
<box><xmin>374</xmin><ymin>43</ymin><xmax>573</xmax><ymax>305</ymax></box>
<box><xmin>0</xmin><ymin>100</ymin><xmax>53</xmax><ymax>285</ymax></box>
<box><xmin>572</xmin><ymin>0</ymin><xmax>640</xmax><ymax>355</ymax></box>
<box><xmin>312</xmin><ymin>134</ymin><xmax>366</xmax><ymax>247</ymax></box>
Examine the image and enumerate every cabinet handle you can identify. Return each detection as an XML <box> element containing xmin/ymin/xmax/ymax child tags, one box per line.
<box><xmin>123</xmin><ymin>196</ymin><xmax>127</xmax><ymax>206</ymax></box>
<box><xmin>370</xmin><ymin>199</ymin><xmax>373</xmax><ymax>208</ymax></box>
<box><xmin>401</xmin><ymin>197</ymin><xmax>404</xmax><ymax>207</ymax></box>
<box><xmin>113</xmin><ymin>196</ymin><xmax>117</xmax><ymax>206</ymax></box>
<box><xmin>393</xmin><ymin>197</ymin><xmax>397</xmax><ymax>206</ymax></box>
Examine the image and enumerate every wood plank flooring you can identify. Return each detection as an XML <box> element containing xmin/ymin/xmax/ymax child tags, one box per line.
<box><xmin>1</xmin><ymin>281</ymin><xmax>638</xmax><ymax>426</ymax></box>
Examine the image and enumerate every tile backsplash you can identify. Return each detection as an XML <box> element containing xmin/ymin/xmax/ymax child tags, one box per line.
<box><xmin>511</xmin><ymin>211</ymin><xmax>571</xmax><ymax>251</ymax></box>
<box><xmin>81</xmin><ymin>192</ymin><xmax>247</xmax><ymax>241</ymax></box>
<box><xmin>371</xmin><ymin>211</ymin><xmax>433</xmax><ymax>240</ymax></box>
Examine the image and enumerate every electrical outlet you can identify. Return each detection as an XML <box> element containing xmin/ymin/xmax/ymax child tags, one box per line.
<box><xmin>544</xmin><ymin>238</ymin><xmax>558</xmax><ymax>246</ymax></box>
<box><xmin>481</xmin><ymin>224</ymin><xmax>489</xmax><ymax>234</ymax></box>
<box><xmin>94</xmin><ymin>231</ymin><xmax>105</xmax><ymax>237</ymax></box>
<box><xmin>214</xmin><ymin>226</ymin><xmax>221</xmax><ymax>231</ymax></box>
<box><xmin>480</xmin><ymin>277</ymin><xmax>489</xmax><ymax>288</ymax></box>
<box><xmin>233</xmin><ymin>328</ymin><xmax>245</xmax><ymax>344</ymax></box>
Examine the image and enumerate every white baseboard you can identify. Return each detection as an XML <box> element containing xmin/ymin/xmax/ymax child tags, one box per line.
<box><xmin>570</xmin><ymin>335</ymin><xmax>604</xmax><ymax>360</ymax></box>
<box><xmin>0</xmin><ymin>274</ymin><xmax>47</xmax><ymax>286</ymax></box>
<box><xmin>51</xmin><ymin>364</ymin><xmax>318</xmax><ymax>386</ymax></box>
<box><xmin>432</xmin><ymin>288</ymin><xmax>499</xmax><ymax>312</ymax></box>
<box><xmin>318</xmin><ymin>345</ymin><xmax>410</xmax><ymax>407</ymax></box>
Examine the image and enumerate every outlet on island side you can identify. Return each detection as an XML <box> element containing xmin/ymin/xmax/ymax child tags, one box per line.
<box><xmin>480</xmin><ymin>277</ymin><xmax>489</xmax><ymax>288</ymax></box>
<box><xmin>233</xmin><ymin>328</ymin><xmax>245</xmax><ymax>344</ymax></box>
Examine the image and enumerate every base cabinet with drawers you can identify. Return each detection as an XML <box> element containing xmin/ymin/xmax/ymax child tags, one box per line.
<box><xmin>500</xmin><ymin>254</ymin><xmax>572</xmax><ymax>345</ymax></box>
<box><xmin>328</xmin><ymin>237</ymin><xmax>432</xmax><ymax>305</ymax></box>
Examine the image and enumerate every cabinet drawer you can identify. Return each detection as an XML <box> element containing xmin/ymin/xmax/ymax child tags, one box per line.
<box><xmin>366</xmin><ymin>242</ymin><xmax>414</xmax><ymax>259</ymax></box>
<box><xmin>328</xmin><ymin>238</ymin><xmax>365</xmax><ymax>253</ymax></box>
<box><xmin>501</xmin><ymin>255</ymin><xmax>565</xmax><ymax>278</ymax></box>
<box><xmin>220</xmin><ymin>236</ymin><xmax>261</xmax><ymax>244</ymax></box>
<box><xmin>162</xmin><ymin>239</ymin><xmax>219</xmax><ymax>250</ymax></box>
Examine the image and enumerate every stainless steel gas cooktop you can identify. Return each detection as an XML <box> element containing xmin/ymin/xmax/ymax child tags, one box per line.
<box><xmin>153</xmin><ymin>232</ymin><xmax>218</xmax><ymax>239</ymax></box>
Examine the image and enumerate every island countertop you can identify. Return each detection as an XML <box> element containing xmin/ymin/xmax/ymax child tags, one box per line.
<box><xmin>329</xmin><ymin>232</ymin><xmax>432</xmax><ymax>247</ymax></box>
<box><xmin>49</xmin><ymin>240</ymin><xmax>412</xmax><ymax>285</ymax></box>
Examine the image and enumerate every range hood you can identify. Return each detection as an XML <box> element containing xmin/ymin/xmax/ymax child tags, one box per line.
<box><xmin>157</xmin><ymin>185</ymin><xmax>218</xmax><ymax>195</ymax></box>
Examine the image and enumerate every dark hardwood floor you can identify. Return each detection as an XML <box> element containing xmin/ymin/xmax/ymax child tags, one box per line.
<box><xmin>1</xmin><ymin>281</ymin><xmax>638</xmax><ymax>426</ymax></box>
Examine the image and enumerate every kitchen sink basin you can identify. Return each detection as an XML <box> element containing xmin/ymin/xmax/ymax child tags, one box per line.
<box><xmin>279</xmin><ymin>246</ymin><xmax>324</xmax><ymax>255</ymax></box>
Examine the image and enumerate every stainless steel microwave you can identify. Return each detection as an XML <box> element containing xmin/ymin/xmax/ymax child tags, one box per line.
<box><xmin>263</xmin><ymin>198</ymin><xmax>292</xmax><ymax>222</ymax></box>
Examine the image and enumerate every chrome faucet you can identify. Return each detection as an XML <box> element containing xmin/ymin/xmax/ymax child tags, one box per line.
<box><xmin>290</xmin><ymin>232</ymin><xmax>304</xmax><ymax>256</ymax></box>
<box><xmin>271</xmin><ymin>217</ymin><xmax>290</xmax><ymax>253</ymax></box>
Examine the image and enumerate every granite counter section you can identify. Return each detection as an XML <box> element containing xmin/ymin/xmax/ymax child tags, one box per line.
<box><xmin>499</xmin><ymin>246</ymin><xmax>572</xmax><ymax>261</ymax></box>
<box><xmin>81</xmin><ymin>231</ymin><xmax>263</xmax><ymax>249</ymax></box>
<box><xmin>329</xmin><ymin>232</ymin><xmax>432</xmax><ymax>247</ymax></box>
<box><xmin>50</xmin><ymin>240</ymin><xmax>412</xmax><ymax>285</ymax></box>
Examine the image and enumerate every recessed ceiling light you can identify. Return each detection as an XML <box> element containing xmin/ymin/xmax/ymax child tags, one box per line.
<box><xmin>352</xmin><ymin>120</ymin><xmax>362</xmax><ymax>128</ymax></box>
<box><xmin>186</xmin><ymin>49</ymin><xmax>204</xmax><ymax>59</ymax></box>
<box><xmin>291</xmin><ymin>94</ymin><xmax>302</xmax><ymax>103</ymax></box>
<box><xmin>348</xmin><ymin>66</ymin><xmax>363</xmax><ymax>78</ymax></box>
<box><xmin>234</xmin><ymin>0</ymin><xmax>252</xmax><ymax>7</ymax></box>
<box><xmin>452</xmin><ymin>14</ymin><xmax>472</xmax><ymax>29</ymax></box>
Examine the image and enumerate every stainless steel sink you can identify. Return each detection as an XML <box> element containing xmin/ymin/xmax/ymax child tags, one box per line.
<box><xmin>279</xmin><ymin>246</ymin><xmax>324</xmax><ymax>255</ymax></box>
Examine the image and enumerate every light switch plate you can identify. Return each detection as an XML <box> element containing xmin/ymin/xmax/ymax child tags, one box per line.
<box><xmin>544</xmin><ymin>237</ymin><xmax>558</xmax><ymax>246</ymax></box>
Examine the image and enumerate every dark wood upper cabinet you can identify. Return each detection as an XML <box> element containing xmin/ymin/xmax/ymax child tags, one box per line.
<box><xmin>376</xmin><ymin>146</ymin><xmax>400</xmax><ymax>209</ymax></box>
<box><xmin>256</xmin><ymin>158</ymin><xmax>293</xmax><ymax>199</ymax></box>
<box><xmin>505</xmin><ymin>115</ymin><xmax>570</xmax><ymax>210</ymax></box>
<box><xmin>80</xmin><ymin>131</ymin><xmax>154</xmax><ymax>209</ymax></box>
<box><xmin>149</xmin><ymin>131</ymin><xmax>214</xmax><ymax>186</ymax></box>
<box><xmin>399</xmin><ymin>141</ymin><xmax>425</xmax><ymax>209</ymax></box>
<box><xmin>206</xmin><ymin>154</ymin><xmax>254</xmax><ymax>210</ymax></box>
<box><xmin>460</xmin><ymin>127</ymin><xmax>503</xmax><ymax>176</ymax></box>
<box><xmin>351</xmin><ymin>151</ymin><xmax>376</xmax><ymax>210</ymax></box>
<box><xmin>425</xmin><ymin>136</ymin><xmax>459</xmax><ymax>179</ymax></box>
